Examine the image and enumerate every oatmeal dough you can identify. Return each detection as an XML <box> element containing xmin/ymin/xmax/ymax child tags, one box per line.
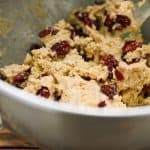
<box><xmin>0</xmin><ymin>0</ymin><xmax>149</xmax><ymax>108</ymax></box>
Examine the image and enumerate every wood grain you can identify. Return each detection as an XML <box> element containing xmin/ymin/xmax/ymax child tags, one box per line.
<box><xmin>0</xmin><ymin>128</ymin><xmax>38</xmax><ymax>149</ymax></box>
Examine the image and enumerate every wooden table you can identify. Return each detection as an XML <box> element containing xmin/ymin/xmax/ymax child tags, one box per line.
<box><xmin>0</xmin><ymin>128</ymin><xmax>38</xmax><ymax>149</ymax></box>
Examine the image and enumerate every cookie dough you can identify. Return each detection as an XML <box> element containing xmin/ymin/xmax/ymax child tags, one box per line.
<box><xmin>0</xmin><ymin>0</ymin><xmax>149</xmax><ymax>108</ymax></box>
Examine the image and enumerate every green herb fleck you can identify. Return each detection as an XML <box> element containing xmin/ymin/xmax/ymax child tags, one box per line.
<box><xmin>121</xmin><ymin>32</ymin><xmax>131</xmax><ymax>39</ymax></box>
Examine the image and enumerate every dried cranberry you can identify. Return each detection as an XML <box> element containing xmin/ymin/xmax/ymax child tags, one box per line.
<box><xmin>39</xmin><ymin>27</ymin><xmax>59</xmax><ymax>38</ymax></box>
<box><xmin>142</xmin><ymin>84</ymin><xmax>150</xmax><ymax>98</ymax></box>
<box><xmin>51</xmin><ymin>41</ymin><xmax>71</xmax><ymax>57</ymax></box>
<box><xmin>102</xmin><ymin>55</ymin><xmax>118</xmax><ymax>80</ymax></box>
<box><xmin>104</xmin><ymin>14</ymin><xmax>131</xmax><ymax>32</ymax></box>
<box><xmin>70</xmin><ymin>26</ymin><xmax>87</xmax><ymax>39</ymax></box>
<box><xmin>116</xmin><ymin>15</ymin><xmax>131</xmax><ymax>28</ymax></box>
<box><xmin>36</xmin><ymin>86</ymin><xmax>50</xmax><ymax>98</ymax></box>
<box><xmin>13</xmin><ymin>69</ymin><xmax>31</xmax><ymax>88</ymax></box>
<box><xmin>75</xmin><ymin>11</ymin><xmax>93</xmax><ymax>27</ymax></box>
<box><xmin>115</xmin><ymin>69</ymin><xmax>124</xmax><ymax>81</ymax></box>
<box><xmin>122</xmin><ymin>41</ymin><xmax>142</xmax><ymax>55</ymax></box>
<box><xmin>29</xmin><ymin>43</ymin><xmax>42</xmax><ymax>51</ymax></box>
<box><xmin>101</xmin><ymin>84</ymin><xmax>117</xmax><ymax>99</ymax></box>
<box><xmin>103</xmin><ymin>54</ymin><xmax>118</xmax><ymax>71</ymax></box>
<box><xmin>108</xmin><ymin>71</ymin><xmax>114</xmax><ymax>80</ymax></box>
<box><xmin>51</xmin><ymin>28</ymin><xmax>59</xmax><ymax>35</ymax></box>
<box><xmin>98</xmin><ymin>101</ymin><xmax>106</xmax><ymax>107</ymax></box>
<box><xmin>104</xmin><ymin>15</ymin><xmax>115</xmax><ymax>32</ymax></box>
<box><xmin>104</xmin><ymin>15</ymin><xmax>113</xmax><ymax>27</ymax></box>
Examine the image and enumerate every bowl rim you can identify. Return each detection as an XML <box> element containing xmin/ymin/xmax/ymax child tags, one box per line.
<box><xmin>0</xmin><ymin>80</ymin><xmax>150</xmax><ymax>118</ymax></box>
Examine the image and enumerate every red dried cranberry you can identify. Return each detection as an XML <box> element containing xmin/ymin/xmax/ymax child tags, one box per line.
<box><xmin>36</xmin><ymin>86</ymin><xmax>50</xmax><ymax>98</ymax></box>
<box><xmin>50</xmin><ymin>28</ymin><xmax>59</xmax><ymax>35</ymax></box>
<box><xmin>39</xmin><ymin>27</ymin><xmax>59</xmax><ymax>38</ymax></box>
<box><xmin>51</xmin><ymin>41</ymin><xmax>71</xmax><ymax>57</ymax></box>
<box><xmin>104</xmin><ymin>15</ymin><xmax>115</xmax><ymax>32</ymax></box>
<box><xmin>115</xmin><ymin>69</ymin><xmax>124</xmax><ymax>81</ymax></box>
<box><xmin>29</xmin><ymin>43</ymin><xmax>42</xmax><ymax>51</ymax></box>
<box><xmin>116</xmin><ymin>15</ymin><xmax>131</xmax><ymax>28</ymax></box>
<box><xmin>70</xmin><ymin>28</ymin><xmax>80</xmax><ymax>39</ymax></box>
<box><xmin>70</xmin><ymin>26</ymin><xmax>87</xmax><ymax>39</ymax></box>
<box><xmin>101</xmin><ymin>84</ymin><xmax>117</xmax><ymax>99</ymax></box>
<box><xmin>75</xmin><ymin>11</ymin><xmax>93</xmax><ymax>27</ymax></box>
<box><xmin>102</xmin><ymin>55</ymin><xmax>118</xmax><ymax>80</ymax></box>
<box><xmin>142</xmin><ymin>84</ymin><xmax>150</xmax><ymax>98</ymax></box>
<box><xmin>122</xmin><ymin>41</ymin><xmax>142</xmax><ymax>55</ymax></box>
<box><xmin>104</xmin><ymin>15</ymin><xmax>113</xmax><ymax>27</ymax></box>
<box><xmin>13</xmin><ymin>69</ymin><xmax>31</xmax><ymax>88</ymax></box>
<box><xmin>108</xmin><ymin>71</ymin><xmax>114</xmax><ymax>80</ymax></box>
<box><xmin>103</xmin><ymin>54</ymin><xmax>119</xmax><ymax>71</ymax></box>
<box><xmin>107</xmin><ymin>65</ymin><xmax>113</xmax><ymax>72</ymax></box>
<box><xmin>98</xmin><ymin>101</ymin><xmax>106</xmax><ymax>107</ymax></box>
<box><xmin>104</xmin><ymin>14</ymin><xmax>131</xmax><ymax>32</ymax></box>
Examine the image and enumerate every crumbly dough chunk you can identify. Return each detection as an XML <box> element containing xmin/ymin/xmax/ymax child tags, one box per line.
<box><xmin>0</xmin><ymin>64</ymin><xmax>30</xmax><ymax>83</ymax></box>
<box><xmin>117</xmin><ymin>60</ymin><xmax>150</xmax><ymax>106</ymax></box>
<box><xmin>0</xmin><ymin>0</ymin><xmax>149</xmax><ymax>108</ymax></box>
<box><xmin>56</xmin><ymin>75</ymin><xmax>125</xmax><ymax>107</ymax></box>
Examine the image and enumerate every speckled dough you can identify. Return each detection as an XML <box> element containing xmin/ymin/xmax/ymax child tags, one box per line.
<box><xmin>0</xmin><ymin>0</ymin><xmax>149</xmax><ymax>108</ymax></box>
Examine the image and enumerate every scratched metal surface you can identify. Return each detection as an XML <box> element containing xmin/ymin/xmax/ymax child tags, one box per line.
<box><xmin>0</xmin><ymin>0</ymin><xmax>94</xmax><ymax>67</ymax></box>
<box><xmin>0</xmin><ymin>0</ymin><xmax>94</xmax><ymax>135</ymax></box>
<box><xmin>0</xmin><ymin>0</ymin><xmax>94</xmax><ymax>147</ymax></box>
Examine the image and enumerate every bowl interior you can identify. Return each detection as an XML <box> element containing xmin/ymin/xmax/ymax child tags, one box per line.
<box><xmin>0</xmin><ymin>0</ymin><xmax>94</xmax><ymax>67</ymax></box>
<box><xmin>0</xmin><ymin>0</ymin><xmax>150</xmax><ymax>67</ymax></box>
